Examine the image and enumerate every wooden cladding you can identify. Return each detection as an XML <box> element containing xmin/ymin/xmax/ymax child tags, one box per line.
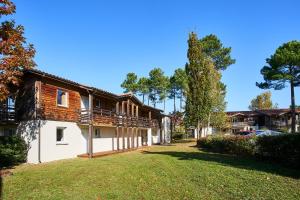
<box><xmin>41</xmin><ymin>83</ymin><xmax>81</xmax><ymax>122</ymax></box>
<box><xmin>36</xmin><ymin>79</ymin><xmax>161</xmax><ymax>128</ymax></box>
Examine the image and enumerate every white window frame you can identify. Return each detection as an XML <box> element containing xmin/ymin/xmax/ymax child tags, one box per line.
<box><xmin>57</xmin><ymin>89</ymin><xmax>69</xmax><ymax>108</ymax></box>
<box><xmin>56</xmin><ymin>127</ymin><xmax>67</xmax><ymax>145</ymax></box>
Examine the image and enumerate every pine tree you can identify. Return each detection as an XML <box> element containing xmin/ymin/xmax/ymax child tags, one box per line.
<box><xmin>137</xmin><ymin>77</ymin><xmax>150</xmax><ymax>104</ymax></box>
<box><xmin>121</xmin><ymin>72</ymin><xmax>138</xmax><ymax>94</ymax></box>
<box><xmin>0</xmin><ymin>0</ymin><xmax>36</xmax><ymax>101</ymax></box>
<box><xmin>257</xmin><ymin>41</ymin><xmax>300</xmax><ymax>133</ymax></box>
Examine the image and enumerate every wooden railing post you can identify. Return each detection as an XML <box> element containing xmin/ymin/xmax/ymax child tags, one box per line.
<box><xmin>88</xmin><ymin>93</ymin><xmax>93</xmax><ymax>158</ymax></box>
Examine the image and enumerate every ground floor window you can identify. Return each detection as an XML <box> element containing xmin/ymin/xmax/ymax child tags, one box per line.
<box><xmin>94</xmin><ymin>128</ymin><xmax>101</xmax><ymax>138</ymax></box>
<box><xmin>56</xmin><ymin>127</ymin><xmax>65</xmax><ymax>143</ymax></box>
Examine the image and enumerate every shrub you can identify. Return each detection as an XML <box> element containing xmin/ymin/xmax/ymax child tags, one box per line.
<box><xmin>197</xmin><ymin>134</ymin><xmax>300</xmax><ymax>169</ymax></box>
<box><xmin>0</xmin><ymin>135</ymin><xmax>28</xmax><ymax>168</ymax></box>
<box><xmin>172</xmin><ymin>132</ymin><xmax>185</xmax><ymax>140</ymax></box>
<box><xmin>197</xmin><ymin>135</ymin><xmax>256</xmax><ymax>156</ymax></box>
<box><xmin>256</xmin><ymin>134</ymin><xmax>300</xmax><ymax>168</ymax></box>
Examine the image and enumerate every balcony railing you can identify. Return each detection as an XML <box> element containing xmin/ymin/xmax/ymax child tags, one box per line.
<box><xmin>0</xmin><ymin>106</ymin><xmax>16</xmax><ymax>122</ymax></box>
<box><xmin>79</xmin><ymin>108</ymin><xmax>159</xmax><ymax>128</ymax></box>
<box><xmin>232</xmin><ymin>121</ymin><xmax>255</xmax><ymax>127</ymax></box>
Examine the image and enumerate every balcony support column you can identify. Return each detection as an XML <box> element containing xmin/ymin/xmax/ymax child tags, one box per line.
<box><xmin>88</xmin><ymin>93</ymin><xmax>93</xmax><ymax>158</ymax></box>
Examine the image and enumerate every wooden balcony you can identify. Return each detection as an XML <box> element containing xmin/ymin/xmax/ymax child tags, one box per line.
<box><xmin>79</xmin><ymin>108</ymin><xmax>159</xmax><ymax>128</ymax></box>
<box><xmin>0</xmin><ymin>106</ymin><xmax>16</xmax><ymax>124</ymax></box>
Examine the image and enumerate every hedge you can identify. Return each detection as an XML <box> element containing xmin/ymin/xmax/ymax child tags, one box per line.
<box><xmin>197</xmin><ymin>134</ymin><xmax>300</xmax><ymax>169</ymax></box>
<box><xmin>0</xmin><ymin>135</ymin><xmax>28</xmax><ymax>168</ymax></box>
<box><xmin>256</xmin><ymin>134</ymin><xmax>300</xmax><ymax>168</ymax></box>
<box><xmin>197</xmin><ymin>135</ymin><xmax>256</xmax><ymax>156</ymax></box>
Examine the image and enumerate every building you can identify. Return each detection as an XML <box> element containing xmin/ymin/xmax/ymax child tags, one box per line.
<box><xmin>0</xmin><ymin>69</ymin><xmax>171</xmax><ymax>163</ymax></box>
<box><xmin>227</xmin><ymin>109</ymin><xmax>300</xmax><ymax>133</ymax></box>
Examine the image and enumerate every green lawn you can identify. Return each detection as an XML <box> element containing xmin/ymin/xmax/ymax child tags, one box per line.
<box><xmin>2</xmin><ymin>142</ymin><xmax>300</xmax><ymax>200</ymax></box>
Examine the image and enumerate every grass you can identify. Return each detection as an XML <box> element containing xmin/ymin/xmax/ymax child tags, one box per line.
<box><xmin>2</xmin><ymin>142</ymin><xmax>300</xmax><ymax>200</ymax></box>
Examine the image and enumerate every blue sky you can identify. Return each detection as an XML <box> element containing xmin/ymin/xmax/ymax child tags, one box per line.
<box><xmin>13</xmin><ymin>0</ymin><xmax>300</xmax><ymax>112</ymax></box>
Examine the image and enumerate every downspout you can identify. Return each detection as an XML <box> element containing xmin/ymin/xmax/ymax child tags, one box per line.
<box><xmin>38</xmin><ymin>119</ymin><xmax>41</xmax><ymax>163</ymax></box>
<box><xmin>35</xmin><ymin>80</ymin><xmax>42</xmax><ymax>163</ymax></box>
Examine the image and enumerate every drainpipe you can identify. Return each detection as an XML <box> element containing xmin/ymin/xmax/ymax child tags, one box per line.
<box><xmin>38</xmin><ymin>119</ymin><xmax>41</xmax><ymax>163</ymax></box>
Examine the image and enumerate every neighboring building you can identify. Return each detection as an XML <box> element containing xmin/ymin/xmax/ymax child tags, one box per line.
<box><xmin>227</xmin><ymin>109</ymin><xmax>300</xmax><ymax>133</ymax></box>
<box><xmin>0</xmin><ymin>69</ymin><xmax>171</xmax><ymax>163</ymax></box>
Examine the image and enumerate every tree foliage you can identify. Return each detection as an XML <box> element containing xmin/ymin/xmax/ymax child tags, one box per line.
<box><xmin>185</xmin><ymin>32</ymin><xmax>233</xmax><ymax>134</ymax></box>
<box><xmin>185</xmin><ymin>32</ymin><xmax>221</xmax><ymax>131</ymax></box>
<box><xmin>169</xmin><ymin>68</ymin><xmax>188</xmax><ymax>113</ymax></box>
<box><xmin>0</xmin><ymin>0</ymin><xmax>36</xmax><ymax>101</ymax></box>
<box><xmin>148</xmin><ymin>68</ymin><xmax>168</xmax><ymax>108</ymax></box>
<box><xmin>121</xmin><ymin>72</ymin><xmax>138</xmax><ymax>94</ymax></box>
<box><xmin>137</xmin><ymin>77</ymin><xmax>150</xmax><ymax>104</ymax></box>
<box><xmin>257</xmin><ymin>40</ymin><xmax>300</xmax><ymax>133</ymax></box>
<box><xmin>248</xmin><ymin>91</ymin><xmax>277</xmax><ymax>110</ymax></box>
<box><xmin>199</xmin><ymin>34</ymin><xmax>235</xmax><ymax>71</ymax></box>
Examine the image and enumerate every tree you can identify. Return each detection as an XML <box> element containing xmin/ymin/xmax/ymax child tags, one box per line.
<box><xmin>121</xmin><ymin>72</ymin><xmax>138</xmax><ymax>94</ymax></box>
<box><xmin>249</xmin><ymin>91</ymin><xmax>277</xmax><ymax>110</ymax></box>
<box><xmin>168</xmin><ymin>75</ymin><xmax>179</xmax><ymax>113</ymax></box>
<box><xmin>257</xmin><ymin>40</ymin><xmax>300</xmax><ymax>133</ymax></box>
<box><xmin>137</xmin><ymin>77</ymin><xmax>150</xmax><ymax>104</ymax></box>
<box><xmin>148</xmin><ymin>68</ymin><xmax>167</xmax><ymax>108</ymax></box>
<box><xmin>185</xmin><ymin>32</ymin><xmax>220</xmax><ymax>138</ymax></box>
<box><xmin>199</xmin><ymin>34</ymin><xmax>235</xmax><ymax>71</ymax></box>
<box><xmin>0</xmin><ymin>0</ymin><xmax>36</xmax><ymax>101</ymax></box>
<box><xmin>168</xmin><ymin>68</ymin><xmax>188</xmax><ymax>113</ymax></box>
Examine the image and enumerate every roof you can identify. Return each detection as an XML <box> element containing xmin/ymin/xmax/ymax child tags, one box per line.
<box><xmin>119</xmin><ymin>92</ymin><xmax>163</xmax><ymax>112</ymax></box>
<box><xmin>26</xmin><ymin>69</ymin><xmax>163</xmax><ymax>112</ymax></box>
<box><xmin>227</xmin><ymin>109</ymin><xmax>300</xmax><ymax>117</ymax></box>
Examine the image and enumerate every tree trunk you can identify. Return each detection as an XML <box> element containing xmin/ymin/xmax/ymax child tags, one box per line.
<box><xmin>142</xmin><ymin>94</ymin><xmax>145</xmax><ymax>104</ymax></box>
<box><xmin>206</xmin><ymin>113</ymin><xmax>211</xmax><ymax>137</ymax></box>
<box><xmin>180</xmin><ymin>91</ymin><xmax>183</xmax><ymax>112</ymax></box>
<box><xmin>163</xmin><ymin>99</ymin><xmax>166</xmax><ymax>113</ymax></box>
<box><xmin>197</xmin><ymin>120</ymin><xmax>200</xmax><ymax>140</ymax></box>
<box><xmin>147</xmin><ymin>94</ymin><xmax>150</xmax><ymax>105</ymax></box>
<box><xmin>173</xmin><ymin>94</ymin><xmax>176</xmax><ymax>114</ymax></box>
<box><xmin>290</xmin><ymin>81</ymin><xmax>296</xmax><ymax>133</ymax></box>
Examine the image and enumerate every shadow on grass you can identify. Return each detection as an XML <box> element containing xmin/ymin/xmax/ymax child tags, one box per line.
<box><xmin>142</xmin><ymin>150</ymin><xmax>300</xmax><ymax>179</ymax></box>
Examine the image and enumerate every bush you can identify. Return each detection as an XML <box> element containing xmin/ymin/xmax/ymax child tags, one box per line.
<box><xmin>172</xmin><ymin>132</ymin><xmax>185</xmax><ymax>140</ymax></box>
<box><xmin>256</xmin><ymin>134</ymin><xmax>300</xmax><ymax>168</ymax></box>
<box><xmin>197</xmin><ymin>134</ymin><xmax>300</xmax><ymax>169</ymax></box>
<box><xmin>0</xmin><ymin>135</ymin><xmax>28</xmax><ymax>168</ymax></box>
<box><xmin>197</xmin><ymin>135</ymin><xmax>256</xmax><ymax>156</ymax></box>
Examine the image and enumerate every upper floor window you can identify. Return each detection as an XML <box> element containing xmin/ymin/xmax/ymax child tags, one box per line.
<box><xmin>57</xmin><ymin>89</ymin><xmax>68</xmax><ymax>107</ymax></box>
<box><xmin>95</xmin><ymin>99</ymin><xmax>101</xmax><ymax>108</ymax></box>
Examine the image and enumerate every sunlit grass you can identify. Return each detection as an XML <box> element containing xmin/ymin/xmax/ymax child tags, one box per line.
<box><xmin>3</xmin><ymin>143</ymin><xmax>300</xmax><ymax>200</ymax></box>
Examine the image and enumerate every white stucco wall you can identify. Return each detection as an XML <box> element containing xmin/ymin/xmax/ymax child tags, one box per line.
<box><xmin>152</xmin><ymin>128</ymin><xmax>161</xmax><ymax>144</ymax></box>
<box><xmin>18</xmin><ymin>120</ymin><xmax>87</xmax><ymax>163</ymax></box>
<box><xmin>161</xmin><ymin>116</ymin><xmax>171</xmax><ymax>143</ymax></box>
<box><xmin>18</xmin><ymin>120</ymin><xmax>40</xmax><ymax>164</ymax></box>
<box><xmin>92</xmin><ymin>127</ymin><xmax>115</xmax><ymax>152</ymax></box>
<box><xmin>194</xmin><ymin>127</ymin><xmax>213</xmax><ymax>138</ymax></box>
<box><xmin>147</xmin><ymin>128</ymin><xmax>152</xmax><ymax>146</ymax></box>
<box><xmin>40</xmin><ymin>121</ymin><xmax>87</xmax><ymax>163</ymax></box>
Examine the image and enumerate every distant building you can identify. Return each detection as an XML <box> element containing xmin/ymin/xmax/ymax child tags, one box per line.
<box><xmin>226</xmin><ymin>109</ymin><xmax>300</xmax><ymax>133</ymax></box>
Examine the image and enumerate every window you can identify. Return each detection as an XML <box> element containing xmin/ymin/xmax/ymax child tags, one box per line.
<box><xmin>94</xmin><ymin>128</ymin><xmax>101</xmax><ymax>138</ymax></box>
<box><xmin>4</xmin><ymin>128</ymin><xmax>15</xmax><ymax>136</ymax></box>
<box><xmin>95</xmin><ymin>99</ymin><xmax>101</xmax><ymax>108</ymax></box>
<box><xmin>57</xmin><ymin>89</ymin><xmax>68</xmax><ymax>107</ymax></box>
<box><xmin>56</xmin><ymin>127</ymin><xmax>65</xmax><ymax>143</ymax></box>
